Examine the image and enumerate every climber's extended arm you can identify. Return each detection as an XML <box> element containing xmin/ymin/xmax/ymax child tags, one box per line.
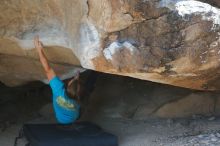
<box><xmin>34</xmin><ymin>36</ymin><xmax>56</xmax><ymax>81</ymax></box>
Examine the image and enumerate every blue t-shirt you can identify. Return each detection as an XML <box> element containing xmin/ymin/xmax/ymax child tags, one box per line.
<box><xmin>49</xmin><ymin>76</ymin><xmax>80</xmax><ymax>124</ymax></box>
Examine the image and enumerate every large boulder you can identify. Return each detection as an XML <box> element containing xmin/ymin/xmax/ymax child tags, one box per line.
<box><xmin>154</xmin><ymin>93</ymin><xmax>215</xmax><ymax>118</ymax></box>
<box><xmin>0</xmin><ymin>0</ymin><xmax>220</xmax><ymax>90</ymax></box>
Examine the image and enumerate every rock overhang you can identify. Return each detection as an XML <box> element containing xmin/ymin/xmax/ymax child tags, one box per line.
<box><xmin>0</xmin><ymin>0</ymin><xmax>220</xmax><ymax>90</ymax></box>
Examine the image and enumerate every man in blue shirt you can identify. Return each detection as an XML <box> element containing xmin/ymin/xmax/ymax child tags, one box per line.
<box><xmin>34</xmin><ymin>36</ymin><xmax>80</xmax><ymax>124</ymax></box>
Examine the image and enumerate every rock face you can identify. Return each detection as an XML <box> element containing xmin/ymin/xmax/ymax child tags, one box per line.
<box><xmin>80</xmin><ymin>73</ymin><xmax>220</xmax><ymax>119</ymax></box>
<box><xmin>1</xmin><ymin>0</ymin><xmax>220</xmax><ymax>89</ymax></box>
<box><xmin>155</xmin><ymin>93</ymin><xmax>215</xmax><ymax>118</ymax></box>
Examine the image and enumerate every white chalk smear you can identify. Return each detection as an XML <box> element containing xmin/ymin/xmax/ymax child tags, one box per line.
<box><xmin>103</xmin><ymin>41</ymin><xmax>137</xmax><ymax>60</ymax></box>
<box><xmin>79</xmin><ymin>18</ymin><xmax>100</xmax><ymax>69</ymax></box>
<box><xmin>122</xmin><ymin>41</ymin><xmax>136</xmax><ymax>54</ymax></box>
<box><xmin>15</xmin><ymin>22</ymin><xmax>71</xmax><ymax>49</ymax></box>
<box><xmin>103</xmin><ymin>42</ymin><xmax>122</xmax><ymax>60</ymax></box>
<box><xmin>160</xmin><ymin>0</ymin><xmax>220</xmax><ymax>30</ymax></box>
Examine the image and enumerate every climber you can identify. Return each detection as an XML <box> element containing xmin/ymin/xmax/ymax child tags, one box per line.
<box><xmin>34</xmin><ymin>36</ymin><xmax>80</xmax><ymax>124</ymax></box>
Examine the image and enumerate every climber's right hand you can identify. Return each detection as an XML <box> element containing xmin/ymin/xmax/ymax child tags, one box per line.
<box><xmin>34</xmin><ymin>35</ymin><xmax>43</xmax><ymax>50</ymax></box>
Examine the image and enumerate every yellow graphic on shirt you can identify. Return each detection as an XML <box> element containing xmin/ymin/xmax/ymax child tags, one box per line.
<box><xmin>56</xmin><ymin>96</ymin><xmax>76</xmax><ymax>111</ymax></box>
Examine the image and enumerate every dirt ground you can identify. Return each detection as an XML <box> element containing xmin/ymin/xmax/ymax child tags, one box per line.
<box><xmin>1</xmin><ymin>71</ymin><xmax>220</xmax><ymax>146</ymax></box>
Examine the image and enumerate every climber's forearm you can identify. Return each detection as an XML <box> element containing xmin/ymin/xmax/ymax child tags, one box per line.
<box><xmin>38</xmin><ymin>49</ymin><xmax>50</xmax><ymax>72</ymax></box>
<box><xmin>37</xmin><ymin>49</ymin><xmax>56</xmax><ymax>80</ymax></box>
<box><xmin>34</xmin><ymin>36</ymin><xmax>56</xmax><ymax>80</ymax></box>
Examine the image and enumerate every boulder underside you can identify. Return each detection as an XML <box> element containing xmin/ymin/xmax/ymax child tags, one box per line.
<box><xmin>1</xmin><ymin>0</ymin><xmax>220</xmax><ymax>90</ymax></box>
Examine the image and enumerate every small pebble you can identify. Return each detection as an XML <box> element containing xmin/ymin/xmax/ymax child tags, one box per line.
<box><xmin>200</xmin><ymin>140</ymin><xmax>210</xmax><ymax>145</ymax></box>
<box><xmin>208</xmin><ymin>117</ymin><xmax>216</xmax><ymax>121</ymax></box>
<box><xmin>198</xmin><ymin>135</ymin><xmax>204</xmax><ymax>138</ymax></box>
<box><xmin>211</xmin><ymin>137</ymin><xmax>218</xmax><ymax>142</ymax></box>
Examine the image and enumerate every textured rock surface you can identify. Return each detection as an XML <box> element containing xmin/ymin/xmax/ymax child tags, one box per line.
<box><xmin>1</xmin><ymin>0</ymin><xmax>220</xmax><ymax>89</ymax></box>
<box><xmin>0</xmin><ymin>0</ymin><xmax>86</xmax><ymax>86</ymax></box>
<box><xmin>155</xmin><ymin>93</ymin><xmax>215</xmax><ymax>118</ymax></box>
<box><xmin>80</xmin><ymin>73</ymin><xmax>220</xmax><ymax>119</ymax></box>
